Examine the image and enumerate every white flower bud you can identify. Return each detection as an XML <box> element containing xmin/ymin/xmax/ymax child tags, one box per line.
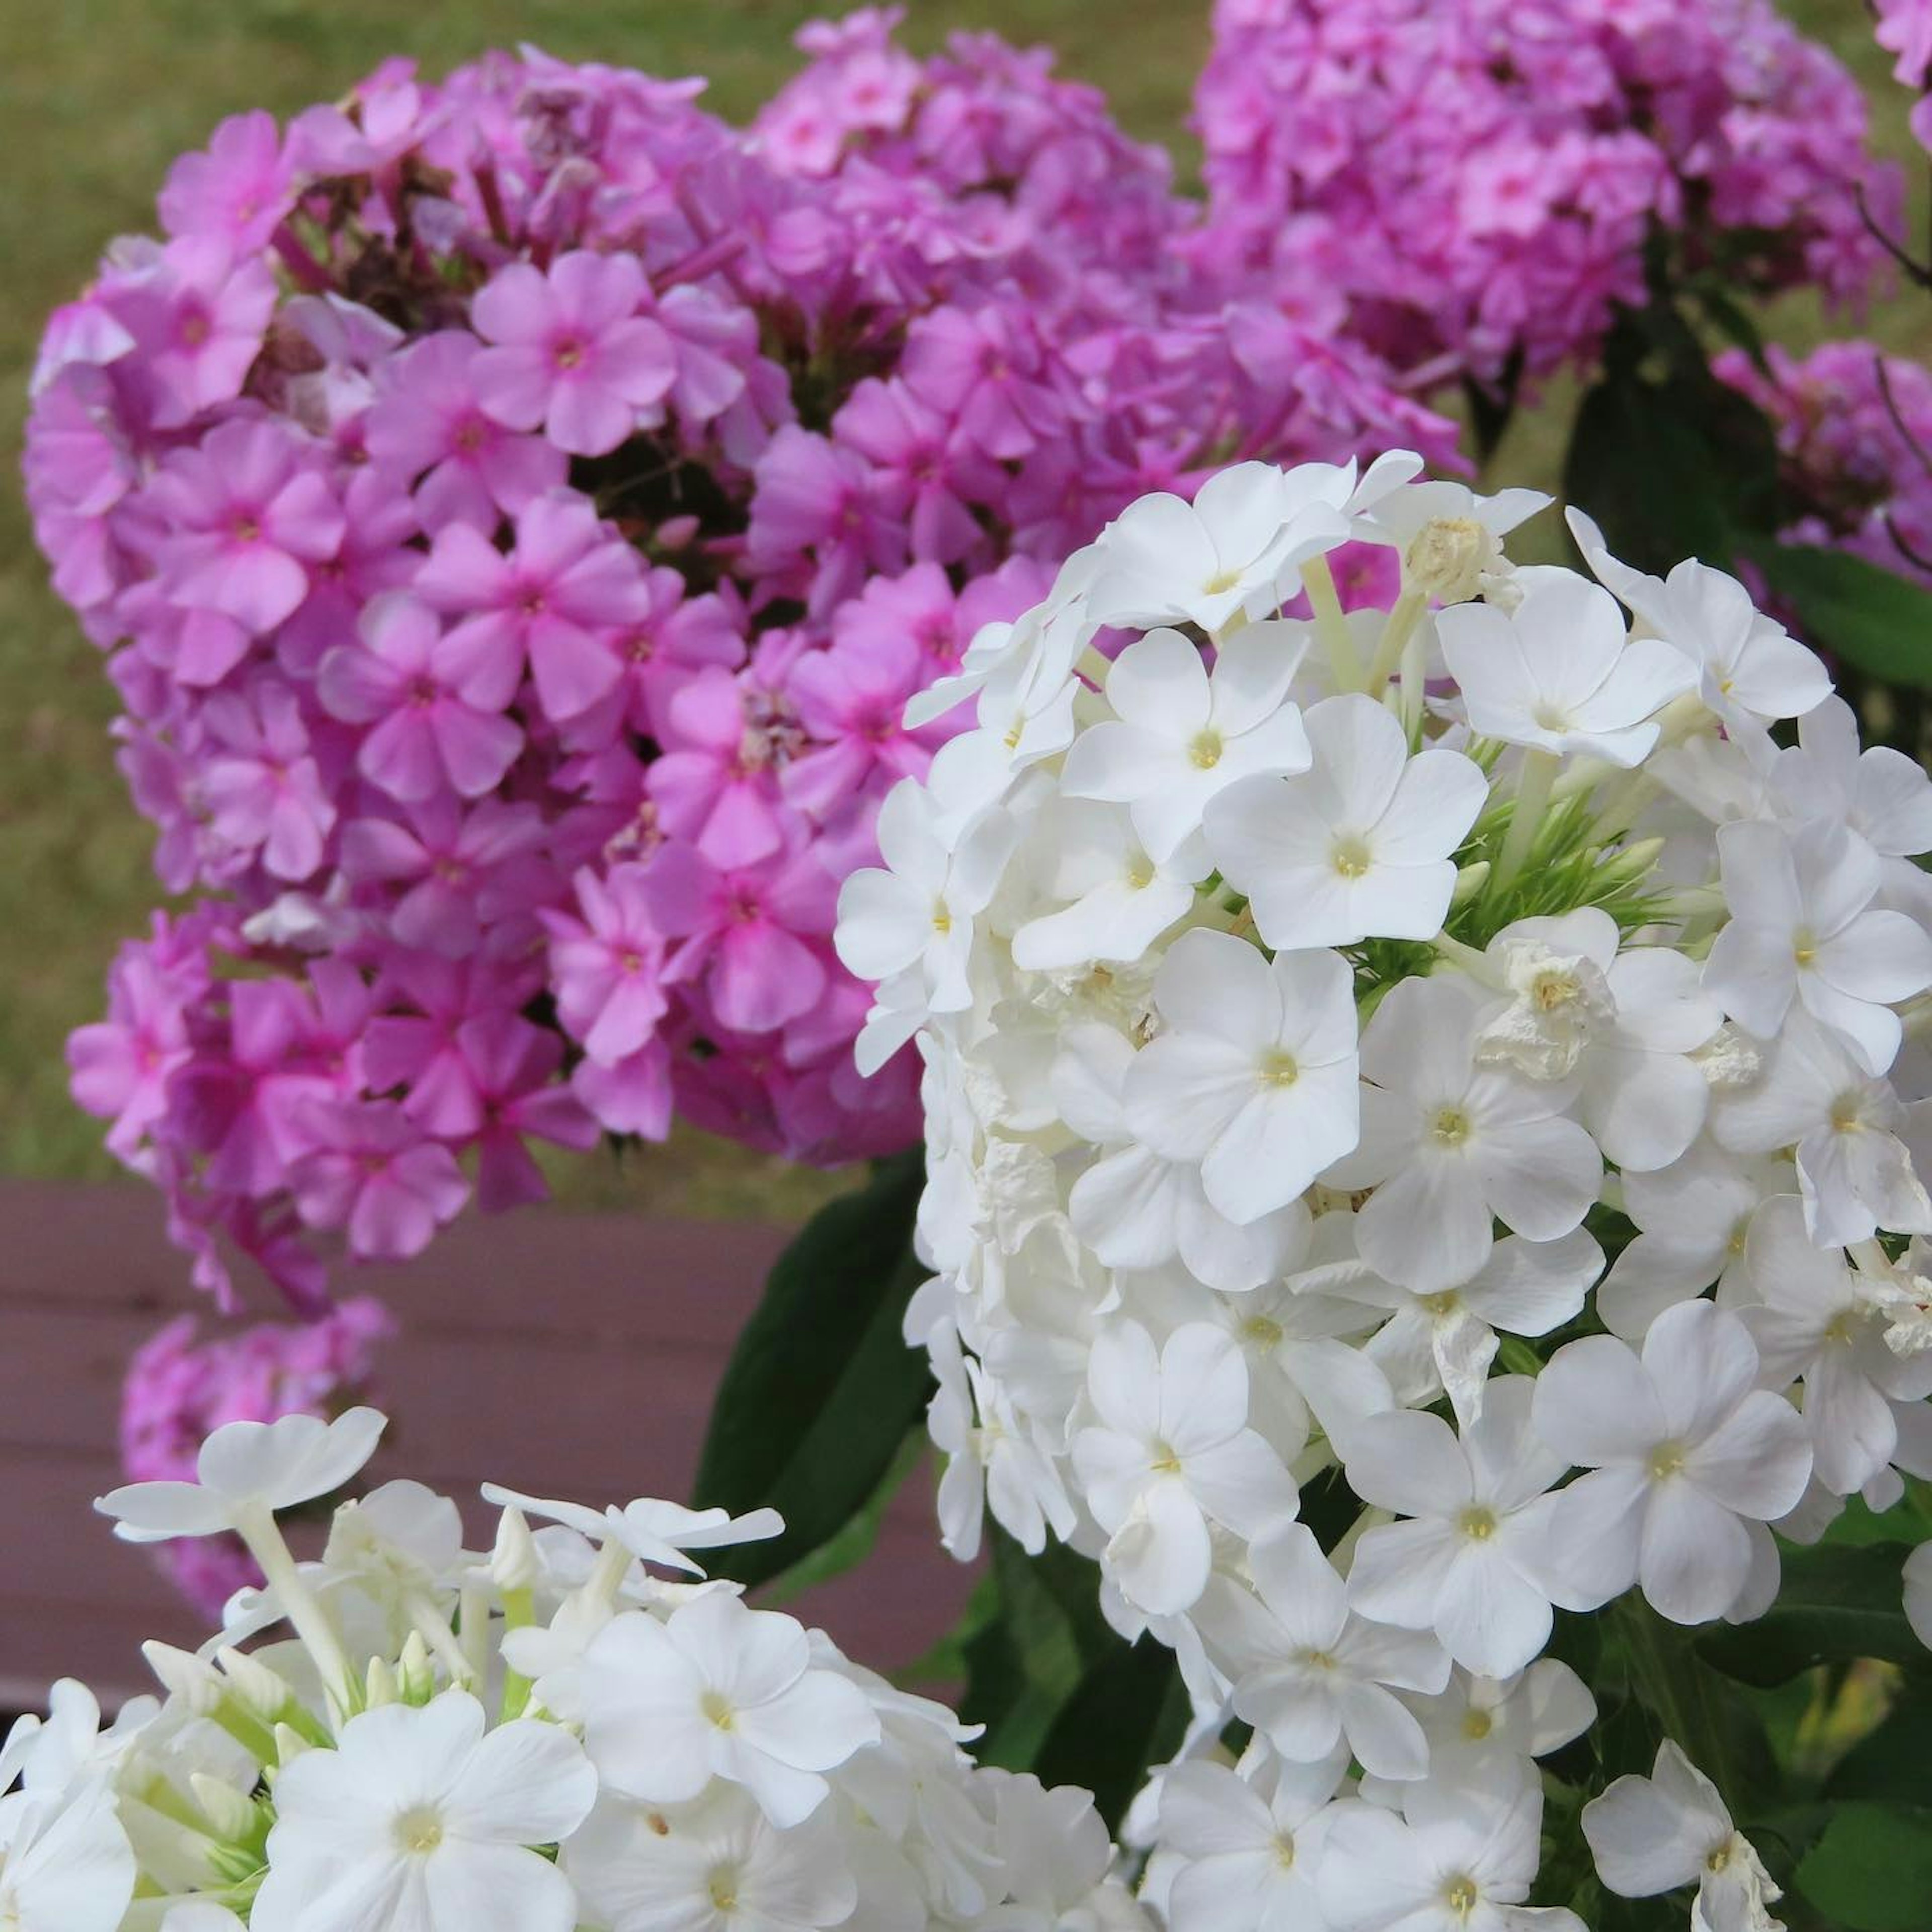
<box><xmin>490</xmin><ymin>1504</ymin><xmax>539</xmax><ymax>1594</ymax></box>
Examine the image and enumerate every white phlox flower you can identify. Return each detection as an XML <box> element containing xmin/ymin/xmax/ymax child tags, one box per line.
<box><xmin>40</xmin><ymin>1409</ymin><xmax>1152</xmax><ymax>1932</ymax></box>
<box><xmin>1582</xmin><ymin>1741</ymin><xmax>1785</xmax><ymax>1932</ymax></box>
<box><xmin>829</xmin><ymin>455</ymin><xmax>1932</xmax><ymax>1932</ymax></box>
<box><xmin>1531</xmin><ymin>1300</ymin><xmax>1813</xmax><ymax>1624</ymax></box>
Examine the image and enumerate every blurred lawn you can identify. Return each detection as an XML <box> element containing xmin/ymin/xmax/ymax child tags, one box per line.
<box><xmin>0</xmin><ymin>0</ymin><xmax>1922</xmax><ymax>1217</ymax></box>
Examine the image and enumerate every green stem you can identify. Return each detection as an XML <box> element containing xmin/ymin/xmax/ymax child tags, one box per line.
<box><xmin>1493</xmin><ymin>749</ymin><xmax>1560</xmax><ymax>892</ymax></box>
<box><xmin>1303</xmin><ymin>557</ymin><xmax>1361</xmax><ymax>691</ymax></box>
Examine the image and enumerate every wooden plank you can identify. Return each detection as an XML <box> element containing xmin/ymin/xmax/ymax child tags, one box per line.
<box><xmin>0</xmin><ymin>1182</ymin><xmax>974</xmax><ymax>1715</ymax></box>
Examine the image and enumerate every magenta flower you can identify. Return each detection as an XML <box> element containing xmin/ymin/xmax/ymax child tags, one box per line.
<box><xmin>340</xmin><ymin>797</ymin><xmax>550</xmax><ymax>957</ymax></box>
<box><xmin>542</xmin><ymin>863</ymin><xmax>676</xmax><ymax>1067</ymax></box>
<box><xmin>455</xmin><ymin>1014</ymin><xmax>600</xmax><ymax>1212</ymax></box>
<box><xmin>746</xmin><ymin>426</ymin><xmax>901</xmax><ymax>619</ymax></box>
<box><xmin>149</xmin><ymin>419</ymin><xmax>345</xmax><ymax>636</ymax></box>
<box><xmin>660</xmin><ymin>839</ymin><xmax>837</xmax><ymax>1035</ymax></box>
<box><xmin>646</xmin><ymin>668</ymin><xmax>787</xmax><ymax>868</ymax></box>
<box><xmin>67</xmin><ymin>947</ymin><xmax>194</xmax><ymax>1161</ymax></box>
<box><xmin>122</xmin><ymin>236</ymin><xmax>279</xmax><ymax>430</ymax></box>
<box><xmin>289</xmin><ymin>1099</ymin><xmax>468</xmax><ymax>1260</ymax></box>
<box><xmin>362</xmin><ymin>955</ymin><xmax>542</xmax><ymax>1140</ymax></box>
<box><xmin>169</xmin><ymin>980</ymin><xmax>344</xmax><ymax>1197</ymax></box>
<box><xmin>316</xmin><ymin>593</ymin><xmax>524</xmax><ymax>802</ymax></box>
<box><xmin>365</xmin><ymin>330</ymin><xmax>568</xmax><ymax>532</ymax></box>
<box><xmin>471</xmin><ymin>251</ymin><xmax>677</xmax><ymax>456</ymax></box>
<box><xmin>157</xmin><ymin>109</ymin><xmax>294</xmax><ymax>252</ymax></box>
<box><xmin>200</xmin><ymin>680</ymin><xmax>338</xmax><ymax>881</ymax></box>
<box><xmin>416</xmin><ymin>492</ymin><xmax>647</xmax><ymax>722</ymax></box>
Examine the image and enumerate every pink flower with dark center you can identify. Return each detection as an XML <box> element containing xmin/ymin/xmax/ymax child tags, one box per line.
<box><xmin>120</xmin><ymin>236</ymin><xmax>279</xmax><ymax>430</ymax></box>
<box><xmin>169</xmin><ymin>980</ymin><xmax>345</xmax><ymax>1197</ymax></box>
<box><xmin>157</xmin><ymin>109</ymin><xmax>294</xmax><ymax>253</ymax></box>
<box><xmin>543</xmin><ymin>863</ymin><xmax>676</xmax><ymax>1067</ymax></box>
<box><xmin>658</xmin><ymin>838</ymin><xmax>837</xmax><ymax>1036</ymax></box>
<box><xmin>832</xmin><ymin>378</ymin><xmax>993</xmax><ymax>565</ymax></box>
<box><xmin>362</xmin><ymin>954</ymin><xmax>542</xmax><ymax>1140</ymax></box>
<box><xmin>274</xmin><ymin>466</ymin><xmax>418</xmax><ymax>675</ymax></box>
<box><xmin>366</xmin><ymin>331</ymin><xmax>569</xmax><ymax>532</ymax></box>
<box><xmin>68</xmin><ymin>948</ymin><xmax>195</xmax><ymax>1161</ymax></box>
<box><xmin>341</xmin><ymin>797</ymin><xmax>550</xmax><ymax>957</ymax></box>
<box><xmin>417</xmin><ymin>491</ymin><xmax>648</xmax><ymax>722</ymax></box>
<box><xmin>455</xmin><ymin>1014</ymin><xmax>601</xmax><ymax>1212</ymax></box>
<box><xmin>201</xmin><ymin>680</ymin><xmax>338</xmax><ymax>881</ymax></box>
<box><xmin>289</xmin><ymin>1098</ymin><xmax>469</xmax><ymax>1259</ymax></box>
<box><xmin>150</xmin><ymin>418</ymin><xmax>345</xmax><ymax>636</ymax></box>
<box><xmin>316</xmin><ymin>593</ymin><xmax>525</xmax><ymax>802</ymax></box>
<box><xmin>746</xmin><ymin>426</ymin><xmax>902</xmax><ymax>619</ymax></box>
<box><xmin>902</xmin><ymin>305</ymin><xmax>1065</xmax><ymax>461</ymax></box>
<box><xmin>471</xmin><ymin>250</ymin><xmax>677</xmax><ymax>456</ymax></box>
<box><xmin>646</xmin><ymin>668</ymin><xmax>788</xmax><ymax>868</ymax></box>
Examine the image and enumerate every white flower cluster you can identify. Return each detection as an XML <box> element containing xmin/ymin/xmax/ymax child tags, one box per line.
<box><xmin>3</xmin><ymin>1409</ymin><xmax>1146</xmax><ymax>1932</ymax></box>
<box><xmin>835</xmin><ymin>455</ymin><xmax>1932</xmax><ymax>1930</ymax></box>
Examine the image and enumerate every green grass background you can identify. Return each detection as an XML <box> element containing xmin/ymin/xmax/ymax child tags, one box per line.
<box><xmin>0</xmin><ymin>0</ymin><xmax>1920</xmax><ymax>1217</ymax></box>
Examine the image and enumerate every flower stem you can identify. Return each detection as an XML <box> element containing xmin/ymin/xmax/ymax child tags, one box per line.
<box><xmin>1493</xmin><ymin>748</ymin><xmax>1560</xmax><ymax>892</ymax></box>
<box><xmin>235</xmin><ymin>1507</ymin><xmax>359</xmax><ymax>1726</ymax></box>
<box><xmin>1302</xmin><ymin>557</ymin><xmax>1361</xmax><ymax>691</ymax></box>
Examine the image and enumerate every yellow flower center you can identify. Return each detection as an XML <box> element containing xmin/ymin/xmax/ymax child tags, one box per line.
<box><xmin>395</xmin><ymin>1807</ymin><xmax>445</xmax><ymax>1855</ymax></box>
<box><xmin>1188</xmin><ymin>729</ymin><xmax>1225</xmax><ymax>770</ymax></box>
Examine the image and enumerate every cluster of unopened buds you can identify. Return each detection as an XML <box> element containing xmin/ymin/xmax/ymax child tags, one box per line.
<box><xmin>837</xmin><ymin>452</ymin><xmax>1932</xmax><ymax>1929</ymax></box>
<box><xmin>30</xmin><ymin>16</ymin><xmax>1455</xmax><ymax>1313</ymax></box>
<box><xmin>0</xmin><ymin>1406</ymin><xmax>1147</xmax><ymax>1932</ymax></box>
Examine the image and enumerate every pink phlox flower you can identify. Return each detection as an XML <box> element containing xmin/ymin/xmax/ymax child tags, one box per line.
<box><xmin>543</xmin><ymin>862</ymin><xmax>676</xmax><ymax>1066</ymax></box>
<box><xmin>418</xmin><ymin>490</ymin><xmax>648</xmax><ymax>722</ymax></box>
<box><xmin>316</xmin><ymin>591</ymin><xmax>525</xmax><ymax>802</ymax></box>
<box><xmin>456</xmin><ymin>1013</ymin><xmax>600</xmax><ymax>1212</ymax></box>
<box><xmin>275</xmin><ymin>465</ymin><xmax>419</xmax><ymax>675</ymax></box>
<box><xmin>832</xmin><ymin>377</ymin><xmax>993</xmax><ymax>565</ymax></box>
<box><xmin>645</xmin><ymin>667</ymin><xmax>790</xmax><ymax>867</ymax></box>
<box><xmin>158</xmin><ymin>109</ymin><xmax>296</xmax><ymax>253</ymax></box>
<box><xmin>656</xmin><ymin>834</ymin><xmax>837</xmax><ymax>1036</ymax></box>
<box><xmin>289</xmin><ymin>1097</ymin><xmax>469</xmax><ymax>1260</ymax></box>
<box><xmin>365</xmin><ymin>330</ymin><xmax>569</xmax><ymax>533</ymax></box>
<box><xmin>471</xmin><ymin>249</ymin><xmax>677</xmax><ymax>456</ymax></box>
<box><xmin>746</xmin><ymin>425</ymin><xmax>903</xmax><ymax>619</ymax></box>
<box><xmin>201</xmin><ymin>679</ymin><xmax>339</xmax><ymax>881</ymax></box>
<box><xmin>341</xmin><ymin>795</ymin><xmax>552</xmax><ymax>958</ymax></box>
<box><xmin>113</xmin><ymin>236</ymin><xmax>279</xmax><ymax>430</ymax></box>
<box><xmin>149</xmin><ymin>418</ymin><xmax>346</xmax><ymax>640</ymax></box>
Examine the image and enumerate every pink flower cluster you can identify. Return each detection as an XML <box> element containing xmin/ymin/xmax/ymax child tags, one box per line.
<box><xmin>120</xmin><ymin>1297</ymin><xmax>393</xmax><ymax>1615</ymax></box>
<box><xmin>1190</xmin><ymin>0</ymin><xmax>1899</xmax><ymax>392</ymax></box>
<box><xmin>29</xmin><ymin>20</ymin><xmax>1456</xmax><ymax>1311</ymax></box>
<box><xmin>1715</xmin><ymin>340</ymin><xmax>1932</xmax><ymax>592</ymax></box>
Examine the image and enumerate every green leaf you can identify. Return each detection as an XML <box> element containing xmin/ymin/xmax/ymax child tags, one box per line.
<box><xmin>1034</xmin><ymin>1635</ymin><xmax>1189</xmax><ymax>1833</ymax></box>
<box><xmin>1563</xmin><ymin>320</ymin><xmax>1776</xmax><ymax>576</ymax></box>
<box><xmin>1797</xmin><ymin>1802</ymin><xmax>1932</xmax><ymax>1932</ymax></box>
<box><xmin>957</xmin><ymin>1530</ymin><xmax>1188</xmax><ymax>1822</ymax></box>
<box><xmin>1697</xmin><ymin>1543</ymin><xmax>1920</xmax><ymax>1686</ymax></box>
<box><xmin>961</xmin><ymin>1534</ymin><xmax>1096</xmax><ymax>1768</ymax></box>
<box><xmin>758</xmin><ymin>1430</ymin><xmax>924</xmax><ymax>1606</ymax></box>
<box><xmin>693</xmin><ymin>1150</ymin><xmax>930</xmax><ymax>1586</ymax></box>
<box><xmin>1750</xmin><ymin>543</ymin><xmax>1932</xmax><ymax>693</ymax></box>
<box><xmin>1826</xmin><ymin>1686</ymin><xmax>1932</xmax><ymax>1804</ymax></box>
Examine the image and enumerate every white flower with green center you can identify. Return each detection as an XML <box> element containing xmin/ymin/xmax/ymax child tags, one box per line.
<box><xmin>1061</xmin><ymin>623</ymin><xmax>1314</xmax><ymax>862</ymax></box>
<box><xmin>1204</xmin><ymin>1522</ymin><xmax>1451</xmax><ymax>1782</ymax></box>
<box><xmin>251</xmin><ymin>1691</ymin><xmax>596</xmax><ymax>1932</ymax></box>
<box><xmin>1327</xmin><ymin>977</ymin><xmax>1600</xmax><ymax>1295</ymax></box>
<box><xmin>1122</xmin><ymin>928</ymin><xmax>1361</xmax><ymax>1227</ymax></box>
<box><xmin>1341</xmin><ymin>1378</ymin><xmax>1569</xmax><ymax>1678</ymax></box>
<box><xmin>579</xmin><ymin>1593</ymin><xmax>880</xmax><ymax>1829</ymax></box>
<box><xmin>1530</xmin><ymin>1300</ymin><xmax>1813</xmax><ymax>1625</ymax></box>
<box><xmin>1582</xmin><ymin>1741</ymin><xmax>1784</xmax><ymax>1932</ymax></box>
<box><xmin>1204</xmin><ymin>693</ymin><xmax>1488</xmax><ymax>949</ymax></box>
<box><xmin>1086</xmin><ymin>461</ymin><xmax>1348</xmax><ymax>635</ymax></box>
<box><xmin>1072</xmin><ymin>1321</ymin><xmax>1298</xmax><ymax>1619</ymax></box>
<box><xmin>1318</xmin><ymin>1779</ymin><xmax>1582</xmax><ymax>1932</ymax></box>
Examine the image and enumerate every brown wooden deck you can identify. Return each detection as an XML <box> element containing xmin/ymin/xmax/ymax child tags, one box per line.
<box><xmin>0</xmin><ymin>1181</ymin><xmax>974</xmax><ymax>1713</ymax></box>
